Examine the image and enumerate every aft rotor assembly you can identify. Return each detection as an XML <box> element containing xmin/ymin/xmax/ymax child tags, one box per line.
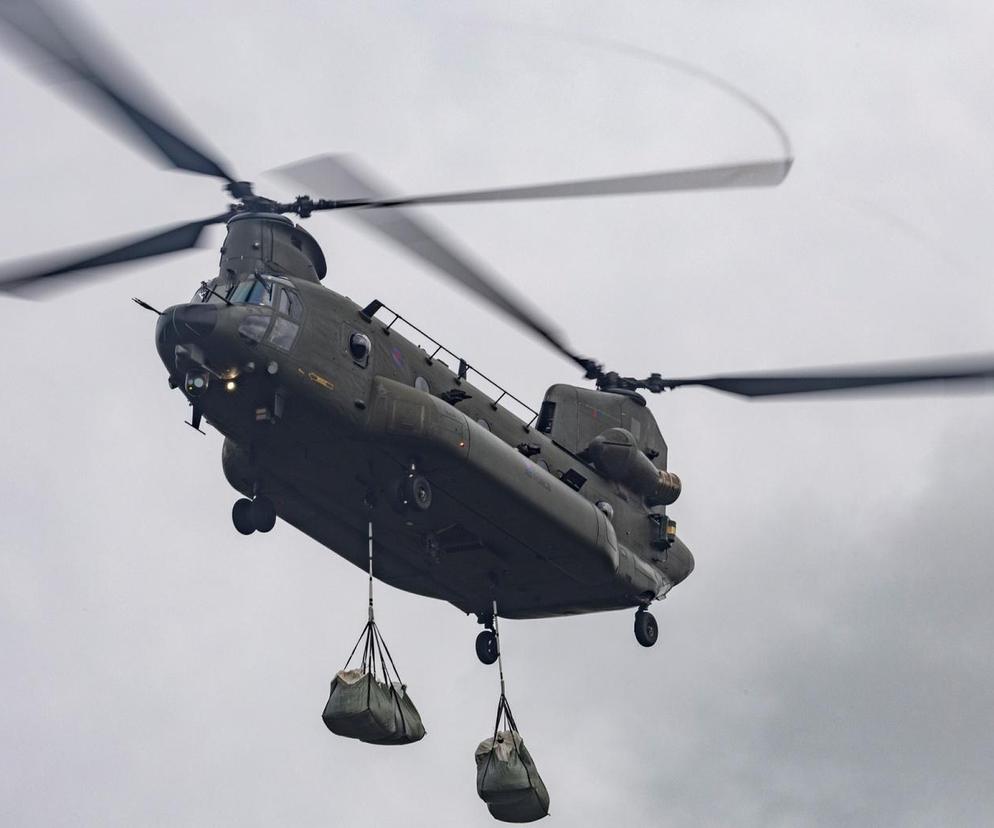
<box><xmin>2</xmin><ymin>0</ymin><xmax>994</xmax><ymax>400</ymax></box>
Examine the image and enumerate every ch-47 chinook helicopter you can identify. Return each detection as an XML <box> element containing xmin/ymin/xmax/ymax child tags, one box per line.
<box><xmin>4</xmin><ymin>0</ymin><xmax>994</xmax><ymax>664</ymax></box>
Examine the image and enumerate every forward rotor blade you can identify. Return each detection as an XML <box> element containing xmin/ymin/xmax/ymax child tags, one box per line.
<box><xmin>273</xmin><ymin>156</ymin><xmax>598</xmax><ymax>375</ymax></box>
<box><xmin>0</xmin><ymin>0</ymin><xmax>235</xmax><ymax>182</ymax></box>
<box><xmin>332</xmin><ymin>157</ymin><xmax>791</xmax><ymax>209</ymax></box>
<box><xmin>0</xmin><ymin>212</ymin><xmax>232</xmax><ymax>297</ymax></box>
<box><xmin>660</xmin><ymin>356</ymin><xmax>994</xmax><ymax>398</ymax></box>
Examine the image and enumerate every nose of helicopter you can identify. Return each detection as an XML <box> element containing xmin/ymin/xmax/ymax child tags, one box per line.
<box><xmin>156</xmin><ymin>302</ymin><xmax>218</xmax><ymax>344</ymax></box>
<box><xmin>155</xmin><ymin>303</ymin><xmax>219</xmax><ymax>366</ymax></box>
<box><xmin>165</xmin><ymin>303</ymin><xmax>219</xmax><ymax>339</ymax></box>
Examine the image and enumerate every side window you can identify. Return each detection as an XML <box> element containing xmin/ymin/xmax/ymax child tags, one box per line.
<box><xmin>267</xmin><ymin>286</ymin><xmax>302</xmax><ymax>351</ymax></box>
<box><xmin>349</xmin><ymin>332</ymin><xmax>371</xmax><ymax>367</ymax></box>
<box><xmin>414</xmin><ymin>376</ymin><xmax>431</xmax><ymax>393</ymax></box>
<box><xmin>277</xmin><ymin>288</ymin><xmax>302</xmax><ymax>321</ymax></box>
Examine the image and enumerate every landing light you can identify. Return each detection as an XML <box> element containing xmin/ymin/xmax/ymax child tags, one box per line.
<box><xmin>225</xmin><ymin>380</ymin><xmax>237</xmax><ymax>392</ymax></box>
<box><xmin>185</xmin><ymin>371</ymin><xmax>208</xmax><ymax>396</ymax></box>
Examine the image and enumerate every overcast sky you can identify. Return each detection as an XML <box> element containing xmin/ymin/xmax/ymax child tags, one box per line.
<box><xmin>2</xmin><ymin>1</ymin><xmax>993</xmax><ymax>826</ymax></box>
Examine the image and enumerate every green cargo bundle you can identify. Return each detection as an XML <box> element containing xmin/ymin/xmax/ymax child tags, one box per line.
<box><xmin>322</xmin><ymin>616</ymin><xmax>426</xmax><ymax>746</ymax></box>
<box><xmin>476</xmin><ymin>693</ymin><xmax>550</xmax><ymax>823</ymax></box>
<box><xmin>322</xmin><ymin>523</ymin><xmax>425</xmax><ymax>746</ymax></box>
<box><xmin>323</xmin><ymin>668</ymin><xmax>425</xmax><ymax>744</ymax></box>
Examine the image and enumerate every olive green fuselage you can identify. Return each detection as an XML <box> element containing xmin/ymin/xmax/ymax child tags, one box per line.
<box><xmin>155</xmin><ymin>214</ymin><xmax>693</xmax><ymax>620</ymax></box>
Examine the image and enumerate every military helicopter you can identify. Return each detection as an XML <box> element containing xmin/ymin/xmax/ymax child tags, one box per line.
<box><xmin>4</xmin><ymin>0</ymin><xmax>994</xmax><ymax>664</ymax></box>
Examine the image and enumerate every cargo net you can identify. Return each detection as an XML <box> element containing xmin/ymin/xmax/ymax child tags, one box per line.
<box><xmin>344</xmin><ymin>618</ymin><xmax>403</xmax><ymax>693</ymax></box>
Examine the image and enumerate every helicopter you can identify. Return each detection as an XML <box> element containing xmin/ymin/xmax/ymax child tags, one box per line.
<box><xmin>4</xmin><ymin>0</ymin><xmax>994</xmax><ymax>666</ymax></box>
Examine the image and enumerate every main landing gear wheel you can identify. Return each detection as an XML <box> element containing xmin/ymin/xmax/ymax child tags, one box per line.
<box><xmin>475</xmin><ymin>630</ymin><xmax>499</xmax><ymax>665</ymax></box>
<box><xmin>634</xmin><ymin>608</ymin><xmax>658</xmax><ymax>647</ymax></box>
<box><xmin>398</xmin><ymin>473</ymin><xmax>432</xmax><ymax>512</ymax></box>
<box><xmin>231</xmin><ymin>495</ymin><xmax>277</xmax><ymax>535</ymax></box>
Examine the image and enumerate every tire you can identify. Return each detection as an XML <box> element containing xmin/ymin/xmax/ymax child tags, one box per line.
<box><xmin>634</xmin><ymin>610</ymin><xmax>658</xmax><ymax>648</ymax></box>
<box><xmin>475</xmin><ymin>630</ymin><xmax>499</xmax><ymax>665</ymax></box>
<box><xmin>232</xmin><ymin>498</ymin><xmax>255</xmax><ymax>535</ymax></box>
<box><xmin>250</xmin><ymin>496</ymin><xmax>277</xmax><ymax>533</ymax></box>
<box><xmin>401</xmin><ymin>474</ymin><xmax>432</xmax><ymax>512</ymax></box>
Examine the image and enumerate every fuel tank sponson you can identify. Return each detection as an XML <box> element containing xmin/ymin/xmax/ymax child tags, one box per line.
<box><xmin>365</xmin><ymin>377</ymin><xmax>621</xmax><ymax>586</ymax></box>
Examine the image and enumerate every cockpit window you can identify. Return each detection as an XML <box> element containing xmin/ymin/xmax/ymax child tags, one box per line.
<box><xmin>230</xmin><ymin>277</ymin><xmax>274</xmax><ymax>306</ymax></box>
<box><xmin>194</xmin><ymin>276</ymin><xmax>298</xmax><ymax>320</ymax></box>
<box><xmin>192</xmin><ymin>278</ymin><xmax>231</xmax><ymax>305</ymax></box>
<box><xmin>277</xmin><ymin>287</ymin><xmax>302</xmax><ymax>321</ymax></box>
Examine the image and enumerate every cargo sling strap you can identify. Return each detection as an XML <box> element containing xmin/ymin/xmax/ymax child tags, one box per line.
<box><xmin>339</xmin><ymin>522</ymin><xmax>415</xmax><ymax>729</ymax></box>
<box><xmin>480</xmin><ymin>601</ymin><xmax>541</xmax><ymax>794</ymax></box>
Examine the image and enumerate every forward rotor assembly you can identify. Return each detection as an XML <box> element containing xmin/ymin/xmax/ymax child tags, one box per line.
<box><xmin>2</xmin><ymin>0</ymin><xmax>993</xmax><ymax>399</ymax></box>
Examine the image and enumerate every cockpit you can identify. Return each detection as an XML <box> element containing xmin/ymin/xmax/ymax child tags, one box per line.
<box><xmin>192</xmin><ymin>274</ymin><xmax>304</xmax><ymax>350</ymax></box>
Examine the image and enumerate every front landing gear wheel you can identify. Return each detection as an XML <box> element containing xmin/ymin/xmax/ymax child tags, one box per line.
<box><xmin>249</xmin><ymin>495</ymin><xmax>277</xmax><ymax>533</ymax></box>
<box><xmin>634</xmin><ymin>609</ymin><xmax>658</xmax><ymax>647</ymax></box>
<box><xmin>475</xmin><ymin>630</ymin><xmax>499</xmax><ymax>665</ymax></box>
<box><xmin>232</xmin><ymin>498</ymin><xmax>255</xmax><ymax>535</ymax></box>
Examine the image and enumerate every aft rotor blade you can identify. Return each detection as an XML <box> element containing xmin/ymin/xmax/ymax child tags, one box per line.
<box><xmin>0</xmin><ymin>0</ymin><xmax>235</xmax><ymax>182</ymax></box>
<box><xmin>326</xmin><ymin>157</ymin><xmax>791</xmax><ymax>209</ymax></box>
<box><xmin>273</xmin><ymin>156</ymin><xmax>599</xmax><ymax>375</ymax></box>
<box><xmin>659</xmin><ymin>356</ymin><xmax>994</xmax><ymax>398</ymax></box>
<box><xmin>0</xmin><ymin>212</ymin><xmax>232</xmax><ymax>297</ymax></box>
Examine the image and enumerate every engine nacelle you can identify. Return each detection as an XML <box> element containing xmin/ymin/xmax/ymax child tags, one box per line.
<box><xmin>586</xmin><ymin>427</ymin><xmax>682</xmax><ymax>506</ymax></box>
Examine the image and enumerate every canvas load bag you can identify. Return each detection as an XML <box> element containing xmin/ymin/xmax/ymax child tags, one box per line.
<box><xmin>362</xmin><ymin>682</ymin><xmax>426</xmax><ymax>745</ymax></box>
<box><xmin>321</xmin><ymin>621</ymin><xmax>426</xmax><ymax>746</ymax></box>
<box><xmin>322</xmin><ymin>669</ymin><xmax>395</xmax><ymax>742</ymax></box>
<box><xmin>475</xmin><ymin>695</ymin><xmax>549</xmax><ymax>822</ymax></box>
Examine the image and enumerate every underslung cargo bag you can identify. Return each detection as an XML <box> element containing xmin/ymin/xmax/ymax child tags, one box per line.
<box><xmin>322</xmin><ymin>620</ymin><xmax>426</xmax><ymax>746</ymax></box>
<box><xmin>475</xmin><ymin>694</ymin><xmax>549</xmax><ymax>822</ymax></box>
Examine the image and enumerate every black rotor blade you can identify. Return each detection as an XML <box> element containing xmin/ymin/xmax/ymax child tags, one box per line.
<box><xmin>658</xmin><ymin>356</ymin><xmax>994</xmax><ymax>398</ymax></box>
<box><xmin>0</xmin><ymin>212</ymin><xmax>232</xmax><ymax>297</ymax></box>
<box><xmin>0</xmin><ymin>0</ymin><xmax>235</xmax><ymax>182</ymax></box>
<box><xmin>285</xmin><ymin>155</ymin><xmax>790</xmax><ymax>209</ymax></box>
<box><xmin>273</xmin><ymin>156</ymin><xmax>599</xmax><ymax>376</ymax></box>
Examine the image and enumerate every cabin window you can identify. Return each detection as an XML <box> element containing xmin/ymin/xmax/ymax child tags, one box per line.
<box><xmin>561</xmin><ymin>468</ymin><xmax>587</xmax><ymax>492</ymax></box>
<box><xmin>536</xmin><ymin>401</ymin><xmax>556</xmax><ymax>434</ymax></box>
<box><xmin>349</xmin><ymin>332</ymin><xmax>371</xmax><ymax>367</ymax></box>
<box><xmin>415</xmin><ymin>376</ymin><xmax>431</xmax><ymax>393</ymax></box>
<box><xmin>476</xmin><ymin>418</ymin><xmax>491</xmax><ymax>432</ymax></box>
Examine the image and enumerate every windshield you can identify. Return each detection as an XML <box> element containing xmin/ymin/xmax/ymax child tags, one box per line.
<box><xmin>192</xmin><ymin>275</ymin><xmax>299</xmax><ymax>313</ymax></box>
<box><xmin>230</xmin><ymin>277</ymin><xmax>274</xmax><ymax>306</ymax></box>
<box><xmin>192</xmin><ymin>277</ymin><xmax>232</xmax><ymax>305</ymax></box>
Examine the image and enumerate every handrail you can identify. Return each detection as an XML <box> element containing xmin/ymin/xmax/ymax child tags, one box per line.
<box><xmin>360</xmin><ymin>299</ymin><xmax>540</xmax><ymax>426</ymax></box>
